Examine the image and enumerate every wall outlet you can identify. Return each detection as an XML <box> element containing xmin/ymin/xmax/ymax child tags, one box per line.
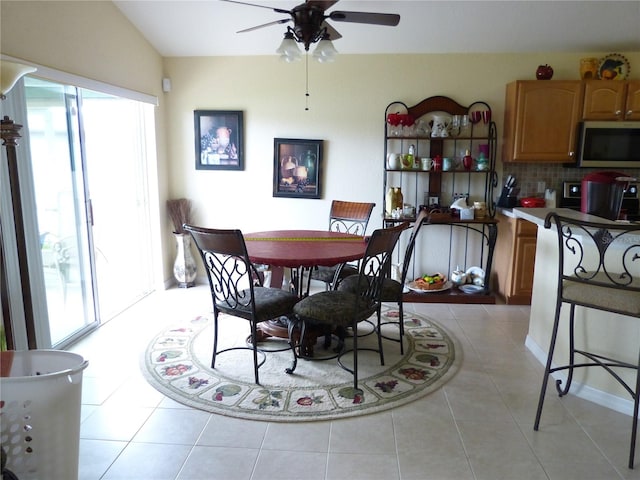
<box><xmin>537</xmin><ymin>181</ymin><xmax>546</xmax><ymax>193</ymax></box>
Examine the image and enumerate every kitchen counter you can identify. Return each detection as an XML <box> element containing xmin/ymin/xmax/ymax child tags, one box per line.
<box><xmin>510</xmin><ymin>207</ymin><xmax>617</xmax><ymax>225</ymax></box>
<box><xmin>515</xmin><ymin>207</ymin><xmax>639</xmax><ymax>417</ymax></box>
<box><xmin>495</xmin><ymin>207</ymin><xmax>517</xmax><ymax>219</ymax></box>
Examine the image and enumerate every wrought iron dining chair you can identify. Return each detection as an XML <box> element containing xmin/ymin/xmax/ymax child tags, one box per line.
<box><xmin>184</xmin><ymin>224</ymin><xmax>301</xmax><ymax>384</ymax></box>
<box><xmin>377</xmin><ymin>208</ymin><xmax>429</xmax><ymax>354</ymax></box>
<box><xmin>309</xmin><ymin>200</ymin><xmax>376</xmax><ymax>291</ymax></box>
<box><xmin>533</xmin><ymin>212</ymin><xmax>640</xmax><ymax>469</ymax></box>
<box><xmin>293</xmin><ymin>223</ymin><xmax>408</xmax><ymax>390</ymax></box>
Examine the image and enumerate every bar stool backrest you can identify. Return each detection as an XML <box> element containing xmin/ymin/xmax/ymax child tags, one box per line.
<box><xmin>545</xmin><ymin>212</ymin><xmax>640</xmax><ymax>318</ymax></box>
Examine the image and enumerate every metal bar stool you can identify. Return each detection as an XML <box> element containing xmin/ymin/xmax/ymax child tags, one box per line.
<box><xmin>534</xmin><ymin>212</ymin><xmax>640</xmax><ymax>468</ymax></box>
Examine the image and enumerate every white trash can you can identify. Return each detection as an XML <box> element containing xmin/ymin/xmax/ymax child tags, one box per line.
<box><xmin>0</xmin><ymin>350</ymin><xmax>88</xmax><ymax>479</ymax></box>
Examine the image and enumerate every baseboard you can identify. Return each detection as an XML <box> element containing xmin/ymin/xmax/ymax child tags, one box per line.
<box><xmin>525</xmin><ymin>334</ymin><xmax>635</xmax><ymax>417</ymax></box>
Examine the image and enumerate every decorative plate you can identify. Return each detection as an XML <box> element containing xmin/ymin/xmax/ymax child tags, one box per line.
<box><xmin>407</xmin><ymin>280</ymin><xmax>453</xmax><ymax>293</ymax></box>
<box><xmin>465</xmin><ymin>266</ymin><xmax>485</xmax><ymax>279</ymax></box>
<box><xmin>459</xmin><ymin>284</ymin><xmax>484</xmax><ymax>294</ymax></box>
<box><xmin>598</xmin><ymin>53</ymin><xmax>630</xmax><ymax>80</ymax></box>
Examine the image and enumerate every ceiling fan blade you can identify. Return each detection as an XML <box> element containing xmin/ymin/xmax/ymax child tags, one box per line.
<box><xmin>322</xmin><ymin>22</ymin><xmax>342</xmax><ymax>41</ymax></box>
<box><xmin>221</xmin><ymin>0</ymin><xmax>291</xmax><ymax>16</ymax></box>
<box><xmin>306</xmin><ymin>0</ymin><xmax>340</xmax><ymax>11</ymax></box>
<box><xmin>329</xmin><ymin>10</ymin><xmax>400</xmax><ymax>26</ymax></box>
<box><xmin>237</xmin><ymin>18</ymin><xmax>291</xmax><ymax>33</ymax></box>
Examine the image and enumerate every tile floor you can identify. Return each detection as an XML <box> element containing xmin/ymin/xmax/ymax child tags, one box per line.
<box><xmin>70</xmin><ymin>285</ymin><xmax>640</xmax><ymax>479</ymax></box>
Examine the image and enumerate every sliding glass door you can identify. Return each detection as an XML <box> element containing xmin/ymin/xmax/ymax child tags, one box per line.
<box><xmin>79</xmin><ymin>90</ymin><xmax>155</xmax><ymax>321</ymax></box>
<box><xmin>24</xmin><ymin>78</ymin><xmax>155</xmax><ymax>347</ymax></box>
<box><xmin>26</xmin><ymin>79</ymin><xmax>96</xmax><ymax>345</ymax></box>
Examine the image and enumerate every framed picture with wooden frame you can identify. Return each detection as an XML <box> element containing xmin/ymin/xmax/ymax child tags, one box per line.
<box><xmin>273</xmin><ymin>138</ymin><xmax>323</xmax><ymax>199</ymax></box>
<box><xmin>194</xmin><ymin>110</ymin><xmax>244</xmax><ymax>170</ymax></box>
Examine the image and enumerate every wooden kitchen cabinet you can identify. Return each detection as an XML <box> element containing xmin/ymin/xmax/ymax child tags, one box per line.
<box><xmin>582</xmin><ymin>80</ymin><xmax>640</xmax><ymax>120</ymax></box>
<box><xmin>503</xmin><ymin>80</ymin><xmax>584</xmax><ymax>163</ymax></box>
<box><xmin>493</xmin><ymin>212</ymin><xmax>537</xmax><ymax>304</ymax></box>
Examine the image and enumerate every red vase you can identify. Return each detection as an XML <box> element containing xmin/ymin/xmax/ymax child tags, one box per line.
<box><xmin>462</xmin><ymin>151</ymin><xmax>473</xmax><ymax>170</ymax></box>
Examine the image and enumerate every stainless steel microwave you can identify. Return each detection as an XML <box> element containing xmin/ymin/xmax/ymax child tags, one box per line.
<box><xmin>577</xmin><ymin>121</ymin><xmax>640</xmax><ymax>168</ymax></box>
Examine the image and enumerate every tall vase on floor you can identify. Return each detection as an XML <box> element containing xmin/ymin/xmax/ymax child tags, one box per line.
<box><xmin>173</xmin><ymin>232</ymin><xmax>196</xmax><ymax>288</ymax></box>
<box><xmin>167</xmin><ymin>198</ymin><xmax>195</xmax><ymax>288</ymax></box>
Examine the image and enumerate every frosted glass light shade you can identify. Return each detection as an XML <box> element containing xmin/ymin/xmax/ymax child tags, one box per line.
<box><xmin>312</xmin><ymin>38</ymin><xmax>337</xmax><ymax>63</ymax></box>
<box><xmin>276</xmin><ymin>33</ymin><xmax>302</xmax><ymax>62</ymax></box>
<box><xmin>1</xmin><ymin>61</ymin><xmax>36</xmax><ymax>96</ymax></box>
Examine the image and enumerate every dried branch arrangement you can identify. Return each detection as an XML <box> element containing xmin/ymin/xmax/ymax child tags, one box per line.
<box><xmin>167</xmin><ymin>198</ymin><xmax>193</xmax><ymax>234</ymax></box>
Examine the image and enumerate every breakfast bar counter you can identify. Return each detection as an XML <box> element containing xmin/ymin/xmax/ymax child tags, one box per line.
<box><xmin>512</xmin><ymin>207</ymin><xmax>640</xmax><ymax>416</ymax></box>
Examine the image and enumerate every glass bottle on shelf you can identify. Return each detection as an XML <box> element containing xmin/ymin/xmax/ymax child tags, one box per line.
<box><xmin>386</xmin><ymin>187</ymin><xmax>404</xmax><ymax>218</ymax></box>
<box><xmin>385</xmin><ymin>187</ymin><xmax>395</xmax><ymax>215</ymax></box>
<box><xmin>407</xmin><ymin>144</ymin><xmax>416</xmax><ymax>169</ymax></box>
<box><xmin>476</xmin><ymin>144</ymin><xmax>489</xmax><ymax>171</ymax></box>
<box><xmin>395</xmin><ymin>187</ymin><xmax>403</xmax><ymax>212</ymax></box>
<box><xmin>463</xmin><ymin>150</ymin><xmax>474</xmax><ymax>170</ymax></box>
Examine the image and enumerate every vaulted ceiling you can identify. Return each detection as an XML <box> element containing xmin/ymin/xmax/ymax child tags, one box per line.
<box><xmin>114</xmin><ymin>1</ymin><xmax>640</xmax><ymax>57</ymax></box>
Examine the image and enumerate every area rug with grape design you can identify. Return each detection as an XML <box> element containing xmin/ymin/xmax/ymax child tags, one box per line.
<box><xmin>142</xmin><ymin>305</ymin><xmax>460</xmax><ymax>422</ymax></box>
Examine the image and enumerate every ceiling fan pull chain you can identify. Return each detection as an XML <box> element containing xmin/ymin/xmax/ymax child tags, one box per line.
<box><xmin>305</xmin><ymin>52</ymin><xmax>310</xmax><ymax>111</ymax></box>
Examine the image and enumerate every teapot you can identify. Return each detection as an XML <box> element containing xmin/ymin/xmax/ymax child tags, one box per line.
<box><xmin>451</xmin><ymin>266</ymin><xmax>467</xmax><ymax>285</ymax></box>
<box><xmin>431</xmin><ymin>115</ymin><xmax>451</xmax><ymax>138</ymax></box>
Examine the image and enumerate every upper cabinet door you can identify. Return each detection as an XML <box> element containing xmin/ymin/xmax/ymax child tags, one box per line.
<box><xmin>503</xmin><ymin>81</ymin><xmax>583</xmax><ymax>163</ymax></box>
<box><xmin>582</xmin><ymin>81</ymin><xmax>626</xmax><ymax>120</ymax></box>
<box><xmin>583</xmin><ymin>80</ymin><xmax>640</xmax><ymax>121</ymax></box>
<box><xmin>625</xmin><ymin>81</ymin><xmax>640</xmax><ymax>121</ymax></box>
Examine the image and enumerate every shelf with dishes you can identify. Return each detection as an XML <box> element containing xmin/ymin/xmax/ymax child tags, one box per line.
<box><xmin>386</xmin><ymin>137</ymin><xmax>493</xmax><ymax>173</ymax></box>
<box><xmin>383</xmin><ymin>95</ymin><xmax>498</xmax><ymax>304</ymax></box>
<box><xmin>403</xmin><ymin>287</ymin><xmax>495</xmax><ymax>304</ymax></box>
<box><xmin>385</xmin><ymin>168</ymin><xmax>492</xmax><ymax>174</ymax></box>
<box><xmin>384</xmin><ymin>211</ymin><xmax>498</xmax><ymax>304</ymax></box>
<box><xmin>403</xmin><ymin>266</ymin><xmax>494</xmax><ymax>304</ymax></box>
<box><xmin>384</xmin><ymin>212</ymin><xmax>498</xmax><ymax>225</ymax></box>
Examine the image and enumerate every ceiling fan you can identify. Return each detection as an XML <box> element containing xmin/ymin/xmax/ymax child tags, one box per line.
<box><xmin>222</xmin><ymin>0</ymin><xmax>400</xmax><ymax>52</ymax></box>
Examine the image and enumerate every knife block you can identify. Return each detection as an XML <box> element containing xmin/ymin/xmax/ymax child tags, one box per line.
<box><xmin>497</xmin><ymin>187</ymin><xmax>518</xmax><ymax>208</ymax></box>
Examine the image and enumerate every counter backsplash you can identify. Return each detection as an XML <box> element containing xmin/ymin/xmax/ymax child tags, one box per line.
<box><xmin>500</xmin><ymin>164</ymin><xmax>640</xmax><ymax>199</ymax></box>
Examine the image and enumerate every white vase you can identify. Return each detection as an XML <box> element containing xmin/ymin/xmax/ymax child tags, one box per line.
<box><xmin>173</xmin><ymin>233</ymin><xmax>197</xmax><ymax>288</ymax></box>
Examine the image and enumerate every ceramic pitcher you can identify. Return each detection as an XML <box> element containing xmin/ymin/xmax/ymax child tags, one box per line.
<box><xmin>431</xmin><ymin>115</ymin><xmax>451</xmax><ymax>137</ymax></box>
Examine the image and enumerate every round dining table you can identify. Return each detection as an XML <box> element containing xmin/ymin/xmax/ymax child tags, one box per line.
<box><xmin>245</xmin><ymin>229</ymin><xmax>367</xmax><ymax>268</ymax></box>
<box><xmin>244</xmin><ymin>229</ymin><xmax>368</xmax><ymax>349</ymax></box>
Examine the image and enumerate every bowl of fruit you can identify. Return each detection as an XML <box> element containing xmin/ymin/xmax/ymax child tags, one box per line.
<box><xmin>407</xmin><ymin>273</ymin><xmax>451</xmax><ymax>293</ymax></box>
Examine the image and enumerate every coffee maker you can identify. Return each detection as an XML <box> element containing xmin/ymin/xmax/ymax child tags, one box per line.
<box><xmin>581</xmin><ymin>171</ymin><xmax>637</xmax><ymax>220</ymax></box>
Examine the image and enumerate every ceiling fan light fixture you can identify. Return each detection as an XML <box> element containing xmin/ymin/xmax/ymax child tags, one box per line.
<box><xmin>276</xmin><ymin>31</ymin><xmax>302</xmax><ymax>62</ymax></box>
<box><xmin>312</xmin><ymin>35</ymin><xmax>338</xmax><ymax>63</ymax></box>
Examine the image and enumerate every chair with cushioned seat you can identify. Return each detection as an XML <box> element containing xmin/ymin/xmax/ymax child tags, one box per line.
<box><xmin>184</xmin><ymin>224</ymin><xmax>301</xmax><ymax>384</ymax></box>
<box><xmin>294</xmin><ymin>223</ymin><xmax>407</xmax><ymax>390</ymax></box>
<box><xmin>309</xmin><ymin>200</ymin><xmax>376</xmax><ymax>291</ymax></box>
<box><xmin>377</xmin><ymin>208</ymin><xmax>430</xmax><ymax>354</ymax></box>
<box><xmin>533</xmin><ymin>212</ymin><xmax>640</xmax><ymax>469</ymax></box>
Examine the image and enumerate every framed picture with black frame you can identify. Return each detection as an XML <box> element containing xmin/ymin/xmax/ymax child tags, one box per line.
<box><xmin>194</xmin><ymin>110</ymin><xmax>244</xmax><ymax>170</ymax></box>
<box><xmin>273</xmin><ymin>138</ymin><xmax>323</xmax><ymax>199</ymax></box>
